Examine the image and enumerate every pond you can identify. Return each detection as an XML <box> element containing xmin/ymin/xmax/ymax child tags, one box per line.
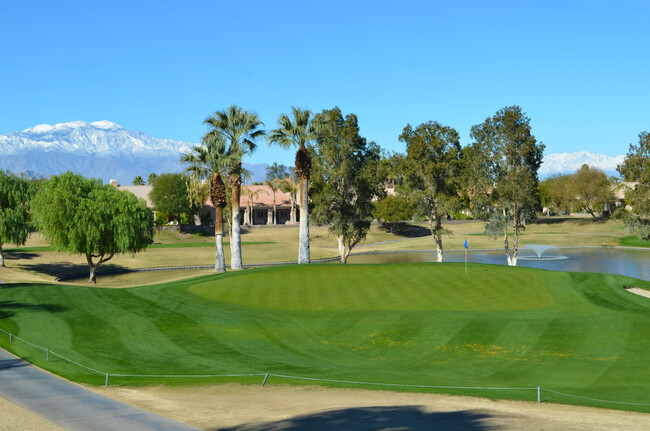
<box><xmin>347</xmin><ymin>247</ymin><xmax>650</xmax><ymax>281</ymax></box>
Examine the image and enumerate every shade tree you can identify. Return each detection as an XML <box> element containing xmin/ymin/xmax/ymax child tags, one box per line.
<box><xmin>31</xmin><ymin>172</ymin><xmax>153</xmax><ymax>283</ymax></box>
<box><xmin>470</xmin><ymin>106</ymin><xmax>544</xmax><ymax>266</ymax></box>
<box><xmin>399</xmin><ymin>121</ymin><xmax>462</xmax><ymax>262</ymax></box>
<box><xmin>149</xmin><ymin>173</ymin><xmax>192</xmax><ymax>229</ymax></box>
<box><xmin>617</xmin><ymin>131</ymin><xmax>650</xmax><ymax>239</ymax></box>
<box><xmin>0</xmin><ymin>171</ymin><xmax>35</xmax><ymax>267</ymax></box>
<box><xmin>311</xmin><ymin>107</ymin><xmax>384</xmax><ymax>263</ymax></box>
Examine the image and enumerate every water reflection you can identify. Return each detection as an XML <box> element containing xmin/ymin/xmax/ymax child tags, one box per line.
<box><xmin>347</xmin><ymin>248</ymin><xmax>650</xmax><ymax>281</ymax></box>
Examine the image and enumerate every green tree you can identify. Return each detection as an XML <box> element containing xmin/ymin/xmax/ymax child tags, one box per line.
<box><xmin>372</xmin><ymin>194</ymin><xmax>414</xmax><ymax>233</ymax></box>
<box><xmin>147</xmin><ymin>173</ymin><xmax>158</xmax><ymax>185</ymax></box>
<box><xmin>539</xmin><ymin>174</ymin><xmax>574</xmax><ymax>215</ymax></box>
<box><xmin>0</xmin><ymin>171</ymin><xmax>35</xmax><ymax>267</ymax></box>
<box><xmin>617</xmin><ymin>131</ymin><xmax>650</xmax><ymax>239</ymax></box>
<box><xmin>149</xmin><ymin>173</ymin><xmax>192</xmax><ymax>229</ymax></box>
<box><xmin>204</xmin><ymin>105</ymin><xmax>265</xmax><ymax>270</ymax></box>
<box><xmin>470</xmin><ymin>106</ymin><xmax>544</xmax><ymax>266</ymax></box>
<box><xmin>181</xmin><ymin>135</ymin><xmax>235</xmax><ymax>272</ymax></box>
<box><xmin>133</xmin><ymin>176</ymin><xmax>145</xmax><ymax>185</ymax></box>
<box><xmin>399</xmin><ymin>121</ymin><xmax>462</xmax><ymax>262</ymax></box>
<box><xmin>268</xmin><ymin>107</ymin><xmax>315</xmax><ymax>264</ymax></box>
<box><xmin>31</xmin><ymin>172</ymin><xmax>153</xmax><ymax>283</ymax></box>
<box><xmin>311</xmin><ymin>107</ymin><xmax>384</xmax><ymax>263</ymax></box>
<box><xmin>460</xmin><ymin>142</ymin><xmax>494</xmax><ymax>219</ymax></box>
<box><xmin>571</xmin><ymin>164</ymin><xmax>614</xmax><ymax>218</ymax></box>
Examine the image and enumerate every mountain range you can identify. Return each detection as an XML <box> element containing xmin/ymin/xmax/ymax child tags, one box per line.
<box><xmin>0</xmin><ymin>121</ymin><xmax>625</xmax><ymax>184</ymax></box>
<box><xmin>0</xmin><ymin>121</ymin><xmax>268</xmax><ymax>184</ymax></box>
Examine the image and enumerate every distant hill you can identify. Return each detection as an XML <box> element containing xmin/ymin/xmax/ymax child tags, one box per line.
<box><xmin>0</xmin><ymin>121</ymin><xmax>268</xmax><ymax>184</ymax></box>
<box><xmin>539</xmin><ymin>151</ymin><xmax>624</xmax><ymax>179</ymax></box>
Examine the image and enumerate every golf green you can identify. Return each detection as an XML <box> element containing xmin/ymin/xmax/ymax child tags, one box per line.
<box><xmin>1</xmin><ymin>263</ymin><xmax>649</xmax><ymax>411</ymax></box>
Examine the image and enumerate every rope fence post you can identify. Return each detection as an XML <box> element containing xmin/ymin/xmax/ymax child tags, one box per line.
<box><xmin>537</xmin><ymin>387</ymin><xmax>541</xmax><ymax>403</ymax></box>
<box><xmin>9</xmin><ymin>333</ymin><xmax>12</xmax><ymax>344</ymax></box>
<box><xmin>262</xmin><ymin>373</ymin><xmax>269</xmax><ymax>387</ymax></box>
<box><xmin>105</xmin><ymin>373</ymin><xmax>109</xmax><ymax>387</ymax></box>
<box><xmin>46</xmin><ymin>349</ymin><xmax>49</xmax><ymax>361</ymax></box>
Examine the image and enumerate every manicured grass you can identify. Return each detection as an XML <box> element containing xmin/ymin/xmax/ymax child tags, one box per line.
<box><xmin>1</xmin><ymin>263</ymin><xmax>649</xmax><ymax>411</ymax></box>
<box><xmin>619</xmin><ymin>236</ymin><xmax>650</xmax><ymax>248</ymax></box>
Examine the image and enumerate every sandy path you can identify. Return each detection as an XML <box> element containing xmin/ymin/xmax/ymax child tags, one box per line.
<box><xmin>0</xmin><ymin>394</ymin><xmax>65</xmax><ymax>430</ymax></box>
<box><xmin>92</xmin><ymin>384</ymin><xmax>650</xmax><ymax>431</ymax></box>
<box><xmin>628</xmin><ymin>287</ymin><xmax>650</xmax><ymax>299</ymax></box>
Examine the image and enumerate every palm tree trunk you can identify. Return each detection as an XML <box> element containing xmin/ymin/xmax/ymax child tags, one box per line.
<box><xmin>215</xmin><ymin>206</ymin><xmax>226</xmax><ymax>272</ymax></box>
<box><xmin>299</xmin><ymin>178</ymin><xmax>310</xmax><ymax>263</ymax></box>
<box><xmin>231</xmin><ymin>177</ymin><xmax>243</xmax><ymax>270</ymax></box>
<box><xmin>0</xmin><ymin>244</ymin><xmax>5</xmax><ymax>267</ymax></box>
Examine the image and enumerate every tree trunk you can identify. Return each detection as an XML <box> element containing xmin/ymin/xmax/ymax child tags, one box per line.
<box><xmin>214</xmin><ymin>206</ymin><xmax>226</xmax><ymax>273</ymax></box>
<box><xmin>231</xmin><ymin>179</ymin><xmax>243</xmax><ymax>270</ymax></box>
<box><xmin>88</xmin><ymin>264</ymin><xmax>98</xmax><ymax>284</ymax></box>
<box><xmin>434</xmin><ymin>234</ymin><xmax>444</xmax><ymax>262</ymax></box>
<box><xmin>298</xmin><ymin>178</ymin><xmax>310</xmax><ymax>264</ymax></box>
<box><xmin>434</xmin><ymin>210</ymin><xmax>444</xmax><ymax>262</ymax></box>
<box><xmin>0</xmin><ymin>244</ymin><xmax>4</xmax><ymax>268</ymax></box>
<box><xmin>272</xmin><ymin>190</ymin><xmax>277</xmax><ymax>225</ymax></box>
<box><xmin>338</xmin><ymin>236</ymin><xmax>350</xmax><ymax>264</ymax></box>
<box><xmin>85</xmin><ymin>253</ymin><xmax>112</xmax><ymax>284</ymax></box>
<box><xmin>290</xmin><ymin>196</ymin><xmax>296</xmax><ymax>224</ymax></box>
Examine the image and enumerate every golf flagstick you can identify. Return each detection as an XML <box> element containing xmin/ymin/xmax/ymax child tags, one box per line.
<box><xmin>464</xmin><ymin>238</ymin><xmax>468</xmax><ymax>275</ymax></box>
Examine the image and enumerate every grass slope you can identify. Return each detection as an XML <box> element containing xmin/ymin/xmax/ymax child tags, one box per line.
<box><xmin>1</xmin><ymin>263</ymin><xmax>649</xmax><ymax>411</ymax></box>
<box><xmin>619</xmin><ymin>236</ymin><xmax>650</xmax><ymax>248</ymax></box>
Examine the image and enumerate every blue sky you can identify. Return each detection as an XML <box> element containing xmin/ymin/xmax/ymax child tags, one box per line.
<box><xmin>1</xmin><ymin>0</ymin><xmax>649</xmax><ymax>166</ymax></box>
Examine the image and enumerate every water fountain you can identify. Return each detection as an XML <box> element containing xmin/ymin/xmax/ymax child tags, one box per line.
<box><xmin>517</xmin><ymin>244</ymin><xmax>567</xmax><ymax>260</ymax></box>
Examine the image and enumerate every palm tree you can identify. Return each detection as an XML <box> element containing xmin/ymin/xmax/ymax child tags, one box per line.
<box><xmin>204</xmin><ymin>105</ymin><xmax>265</xmax><ymax>270</ymax></box>
<box><xmin>181</xmin><ymin>135</ymin><xmax>235</xmax><ymax>272</ymax></box>
<box><xmin>279</xmin><ymin>175</ymin><xmax>299</xmax><ymax>224</ymax></box>
<box><xmin>242</xmin><ymin>186</ymin><xmax>261</xmax><ymax>225</ymax></box>
<box><xmin>268</xmin><ymin>107</ymin><xmax>315</xmax><ymax>263</ymax></box>
<box><xmin>264</xmin><ymin>179</ymin><xmax>281</xmax><ymax>224</ymax></box>
<box><xmin>133</xmin><ymin>175</ymin><xmax>145</xmax><ymax>185</ymax></box>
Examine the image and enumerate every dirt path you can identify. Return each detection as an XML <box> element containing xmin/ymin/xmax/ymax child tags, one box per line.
<box><xmin>93</xmin><ymin>384</ymin><xmax>650</xmax><ymax>431</ymax></box>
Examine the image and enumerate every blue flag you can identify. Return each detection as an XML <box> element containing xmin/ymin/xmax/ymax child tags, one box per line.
<box><xmin>464</xmin><ymin>238</ymin><xmax>468</xmax><ymax>249</ymax></box>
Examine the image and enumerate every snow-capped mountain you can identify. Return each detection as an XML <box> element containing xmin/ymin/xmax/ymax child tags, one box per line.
<box><xmin>539</xmin><ymin>151</ymin><xmax>625</xmax><ymax>179</ymax></box>
<box><xmin>0</xmin><ymin>121</ymin><xmax>192</xmax><ymax>156</ymax></box>
<box><xmin>0</xmin><ymin>121</ymin><xmax>267</xmax><ymax>185</ymax></box>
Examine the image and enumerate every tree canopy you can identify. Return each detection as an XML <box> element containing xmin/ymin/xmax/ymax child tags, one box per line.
<box><xmin>399</xmin><ymin>121</ymin><xmax>461</xmax><ymax>262</ymax></box>
<box><xmin>372</xmin><ymin>194</ymin><xmax>414</xmax><ymax>233</ymax></box>
<box><xmin>470</xmin><ymin>106</ymin><xmax>544</xmax><ymax>266</ymax></box>
<box><xmin>0</xmin><ymin>171</ymin><xmax>35</xmax><ymax>267</ymax></box>
<box><xmin>311</xmin><ymin>107</ymin><xmax>384</xmax><ymax>263</ymax></box>
<box><xmin>31</xmin><ymin>172</ymin><xmax>154</xmax><ymax>282</ymax></box>
<box><xmin>149</xmin><ymin>173</ymin><xmax>192</xmax><ymax>226</ymax></box>
<box><xmin>571</xmin><ymin>164</ymin><xmax>614</xmax><ymax>217</ymax></box>
<box><xmin>617</xmin><ymin>131</ymin><xmax>650</xmax><ymax>239</ymax></box>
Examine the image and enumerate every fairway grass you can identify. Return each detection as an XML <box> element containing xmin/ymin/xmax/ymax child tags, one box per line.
<box><xmin>1</xmin><ymin>263</ymin><xmax>649</xmax><ymax>412</ymax></box>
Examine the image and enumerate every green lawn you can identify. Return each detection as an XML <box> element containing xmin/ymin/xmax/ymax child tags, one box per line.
<box><xmin>619</xmin><ymin>236</ymin><xmax>650</xmax><ymax>248</ymax></box>
<box><xmin>1</xmin><ymin>263</ymin><xmax>649</xmax><ymax>411</ymax></box>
